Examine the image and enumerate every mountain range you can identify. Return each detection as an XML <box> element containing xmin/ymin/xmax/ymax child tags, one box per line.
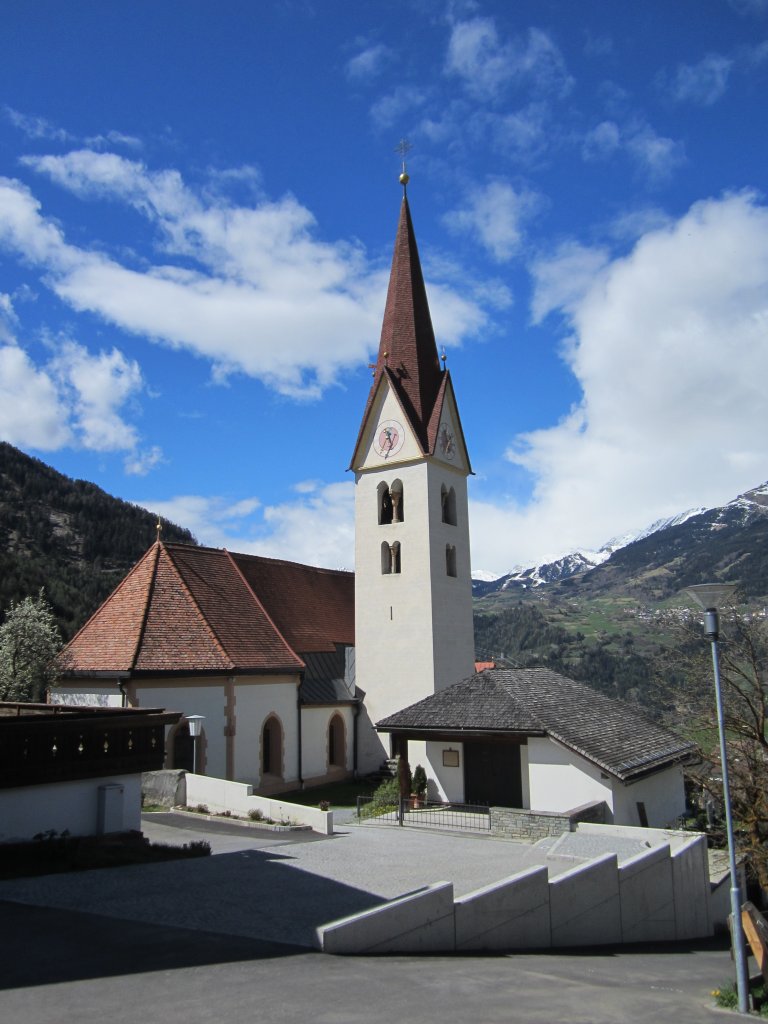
<box><xmin>473</xmin><ymin>483</ymin><xmax>768</xmax><ymax>604</ymax></box>
<box><xmin>2</xmin><ymin>438</ymin><xmax>766</xmax><ymax>646</ymax></box>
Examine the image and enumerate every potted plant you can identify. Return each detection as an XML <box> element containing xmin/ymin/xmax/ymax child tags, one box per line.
<box><xmin>411</xmin><ymin>764</ymin><xmax>428</xmax><ymax>809</ymax></box>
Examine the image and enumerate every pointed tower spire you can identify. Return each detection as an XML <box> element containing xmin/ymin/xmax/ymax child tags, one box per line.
<box><xmin>374</xmin><ymin>196</ymin><xmax>443</xmax><ymax>450</ymax></box>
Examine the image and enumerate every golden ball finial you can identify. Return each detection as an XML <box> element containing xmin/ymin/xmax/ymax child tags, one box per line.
<box><xmin>399</xmin><ymin>171</ymin><xmax>410</xmax><ymax>186</ymax></box>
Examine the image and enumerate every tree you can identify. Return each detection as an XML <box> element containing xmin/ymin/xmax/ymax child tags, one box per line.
<box><xmin>0</xmin><ymin>590</ymin><xmax>64</xmax><ymax>703</ymax></box>
<box><xmin>656</xmin><ymin>608</ymin><xmax>768</xmax><ymax>895</ymax></box>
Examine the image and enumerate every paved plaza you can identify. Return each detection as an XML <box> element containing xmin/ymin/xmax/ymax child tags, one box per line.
<box><xmin>0</xmin><ymin>813</ymin><xmax>734</xmax><ymax>1023</ymax></box>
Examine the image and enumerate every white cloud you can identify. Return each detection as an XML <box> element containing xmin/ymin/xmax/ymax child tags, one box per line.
<box><xmin>530</xmin><ymin>241</ymin><xmax>610</xmax><ymax>324</ymax></box>
<box><xmin>143</xmin><ymin>481</ymin><xmax>355</xmax><ymax>568</ymax></box>
<box><xmin>0</xmin><ymin>154</ymin><xmax>489</xmax><ymax>400</ymax></box>
<box><xmin>625</xmin><ymin>123</ymin><xmax>685</xmax><ymax>183</ymax></box>
<box><xmin>0</xmin><ymin>318</ymin><xmax>158</xmax><ymax>466</ymax></box>
<box><xmin>581</xmin><ymin>121</ymin><xmax>621</xmax><ymax>161</ymax></box>
<box><xmin>49</xmin><ymin>341</ymin><xmax>143</xmax><ymax>451</ymax></box>
<box><xmin>663</xmin><ymin>54</ymin><xmax>733</xmax><ymax>105</ymax></box>
<box><xmin>0</xmin><ymin>344</ymin><xmax>72</xmax><ymax>449</ymax></box>
<box><xmin>346</xmin><ymin>43</ymin><xmax>392</xmax><ymax>81</ymax></box>
<box><xmin>491</xmin><ymin>103</ymin><xmax>550</xmax><ymax>164</ymax></box>
<box><xmin>3</xmin><ymin>107</ymin><xmax>73</xmax><ymax>143</ymax></box>
<box><xmin>471</xmin><ymin>191</ymin><xmax>768</xmax><ymax>571</ymax></box>
<box><xmin>446</xmin><ymin>18</ymin><xmax>573</xmax><ymax>100</ymax></box>
<box><xmin>124</xmin><ymin>446</ymin><xmax>164</xmax><ymax>477</ymax></box>
<box><xmin>370</xmin><ymin>86</ymin><xmax>427</xmax><ymax>129</ymax></box>
<box><xmin>444</xmin><ymin>180</ymin><xmax>541</xmax><ymax>262</ymax></box>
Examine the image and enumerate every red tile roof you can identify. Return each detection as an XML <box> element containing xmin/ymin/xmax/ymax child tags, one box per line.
<box><xmin>61</xmin><ymin>542</ymin><xmax>354</xmax><ymax>677</ymax></box>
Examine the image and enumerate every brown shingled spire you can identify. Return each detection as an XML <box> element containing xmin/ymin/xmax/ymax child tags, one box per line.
<box><xmin>375</xmin><ymin>197</ymin><xmax>443</xmax><ymax>449</ymax></box>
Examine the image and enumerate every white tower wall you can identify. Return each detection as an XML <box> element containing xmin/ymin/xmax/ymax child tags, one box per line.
<box><xmin>354</xmin><ymin>456</ymin><xmax>474</xmax><ymax>773</ymax></box>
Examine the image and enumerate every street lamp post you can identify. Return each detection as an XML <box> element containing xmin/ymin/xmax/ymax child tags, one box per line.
<box><xmin>186</xmin><ymin>715</ymin><xmax>205</xmax><ymax>776</ymax></box>
<box><xmin>686</xmin><ymin>584</ymin><xmax>749</xmax><ymax>1015</ymax></box>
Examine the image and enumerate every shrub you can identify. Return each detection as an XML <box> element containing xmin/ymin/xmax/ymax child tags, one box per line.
<box><xmin>248</xmin><ymin>808</ymin><xmax>264</xmax><ymax>821</ymax></box>
<box><xmin>360</xmin><ymin>776</ymin><xmax>400</xmax><ymax>819</ymax></box>
<box><xmin>412</xmin><ymin>765</ymin><xmax>428</xmax><ymax>798</ymax></box>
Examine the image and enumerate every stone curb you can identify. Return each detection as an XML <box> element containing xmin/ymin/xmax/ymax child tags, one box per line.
<box><xmin>153</xmin><ymin>807</ymin><xmax>313</xmax><ymax>833</ymax></box>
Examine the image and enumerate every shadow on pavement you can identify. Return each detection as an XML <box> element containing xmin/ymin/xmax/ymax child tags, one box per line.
<box><xmin>0</xmin><ymin>899</ymin><xmax>311</xmax><ymax>989</ymax></box>
<box><xmin>0</xmin><ymin>843</ymin><xmax>388</xmax><ymax>989</ymax></box>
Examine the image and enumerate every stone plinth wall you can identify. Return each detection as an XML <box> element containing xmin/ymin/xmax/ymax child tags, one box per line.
<box><xmin>490</xmin><ymin>801</ymin><xmax>609</xmax><ymax>841</ymax></box>
<box><xmin>490</xmin><ymin>807</ymin><xmax>571</xmax><ymax>841</ymax></box>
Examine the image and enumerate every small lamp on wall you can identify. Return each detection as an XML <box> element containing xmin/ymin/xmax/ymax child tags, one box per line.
<box><xmin>186</xmin><ymin>715</ymin><xmax>205</xmax><ymax>775</ymax></box>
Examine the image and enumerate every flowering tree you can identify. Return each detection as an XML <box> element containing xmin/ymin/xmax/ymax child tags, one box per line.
<box><xmin>0</xmin><ymin>590</ymin><xmax>63</xmax><ymax>703</ymax></box>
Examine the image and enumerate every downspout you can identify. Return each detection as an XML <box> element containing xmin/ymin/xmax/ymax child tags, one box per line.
<box><xmin>117</xmin><ymin>677</ymin><xmax>128</xmax><ymax>708</ymax></box>
<box><xmin>297</xmin><ymin>674</ymin><xmax>304</xmax><ymax>790</ymax></box>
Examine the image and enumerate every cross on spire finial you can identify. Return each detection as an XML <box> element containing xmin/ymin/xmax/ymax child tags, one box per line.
<box><xmin>395</xmin><ymin>138</ymin><xmax>412</xmax><ymax>192</ymax></box>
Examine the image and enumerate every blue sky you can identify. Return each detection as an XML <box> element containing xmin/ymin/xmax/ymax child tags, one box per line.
<box><xmin>1</xmin><ymin>0</ymin><xmax>768</xmax><ymax>575</ymax></box>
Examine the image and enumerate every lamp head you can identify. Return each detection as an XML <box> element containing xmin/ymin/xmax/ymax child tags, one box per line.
<box><xmin>685</xmin><ymin>584</ymin><xmax>737</xmax><ymax>641</ymax></box>
<box><xmin>685</xmin><ymin>583</ymin><xmax>737</xmax><ymax>612</ymax></box>
<box><xmin>186</xmin><ymin>714</ymin><xmax>205</xmax><ymax>738</ymax></box>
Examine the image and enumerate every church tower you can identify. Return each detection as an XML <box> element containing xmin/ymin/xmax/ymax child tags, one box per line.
<box><xmin>350</xmin><ymin>186</ymin><xmax>475</xmax><ymax>774</ymax></box>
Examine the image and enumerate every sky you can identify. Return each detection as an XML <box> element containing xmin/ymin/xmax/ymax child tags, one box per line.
<box><xmin>1</xmin><ymin>0</ymin><xmax>768</xmax><ymax>577</ymax></box>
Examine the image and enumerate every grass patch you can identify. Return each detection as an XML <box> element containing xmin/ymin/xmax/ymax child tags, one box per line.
<box><xmin>278</xmin><ymin>778</ymin><xmax>378</xmax><ymax>808</ymax></box>
<box><xmin>0</xmin><ymin>830</ymin><xmax>211</xmax><ymax>880</ymax></box>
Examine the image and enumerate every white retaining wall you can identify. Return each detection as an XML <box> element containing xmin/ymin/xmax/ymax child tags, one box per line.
<box><xmin>317</xmin><ymin>833</ymin><xmax>715</xmax><ymax>954</ymax></box>
<box><xmin>185</xmin><ymin>773</ymin><xmax>333</xmax><ymax>835</ymax></box>
<box><xmin>320</xmin><ymin>882</ymin><xmax>455</xmax><ymax>954</ymax></box>
<box><xmin>0</xmin><ymin>774</ymin><xmax>141</xmax><ymax>842</ymax></box>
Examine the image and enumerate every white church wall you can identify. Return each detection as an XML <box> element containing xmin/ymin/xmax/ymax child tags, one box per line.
<box><xmin>426</xmin><ymin>461</ymin><xmax>475</xmax><ymax>694</ymax></box>
<box><xmin>425</xmin><ymin>740</ymin><xmax>464</xmax><ymax>802</ymax></box>
<box><xmin>233</xmin><ymin>678</ymin><xmax>300</xmax><ymax>788</ymax></box>
<box><xmin>610</xmin><ymin>764</ymin><xmax>687</xmax><ymax>828</ymax></box>
<box><xmin>132</xmin><ymin>680</ymin><xmax>228</xmax><ymax>778</ymax></box>
<box><xmin>355</xmin><ymin>458</ymin><xmax>442</xmax><ymax>771</ymax></box>
<box><xmin>300</xmin><ymin>706</ymin><xmax>355</xmax><ymax>785</ymax></box>
<box><xmin>354</xmin><ymin>458</ymin><xmax>474</xmax><ymax>772</ymax></box>
<box><xmin>527</xmin><ymin>736</ymin><xmax>614</xmax><ymax>815</ymax></box>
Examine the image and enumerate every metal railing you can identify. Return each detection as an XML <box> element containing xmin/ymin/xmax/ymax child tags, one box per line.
<box><xmin>356</xmin><ymin>796</ymin><xmax>490</xmax><ymax>833</ymax></box>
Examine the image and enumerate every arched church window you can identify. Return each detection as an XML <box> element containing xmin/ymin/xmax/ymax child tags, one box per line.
<box><xmin>378</xmin><ymin>480</ymin><xmax>404</xmax><ymax>525</ymax></box>
<box><xmin>328</xmin><ymin>713</ymin><xmax>345</xmax><ymax>768</ymax></box>
<box><xmin>262</xmin><ymin>715</ymin><xmax>283</xmax><ymax>777</ymax></box>
<box><xmin>378</xmin><ymin>482</ymin><xmax>393</xmax><ymax>525</ymax></box>
<box><xmin>446</xmin><ymin>544</ymin><xmax>457</xmax><ymax>578</ymax></box>
<box><xmin>381</xmin><ymin>541</ymin><xmax>401</xmax><ymax>574</ymax></box>
<box><xmin>441</xmin><ymin>484</ymin><xmax>457</xmax><ymax>525</ymax></box>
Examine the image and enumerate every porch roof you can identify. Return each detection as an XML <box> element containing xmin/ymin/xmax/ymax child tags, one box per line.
<box><xmin>376</xmin><ymin>668</ymin><xmax>696</xmax><ymax>782</ymax></box>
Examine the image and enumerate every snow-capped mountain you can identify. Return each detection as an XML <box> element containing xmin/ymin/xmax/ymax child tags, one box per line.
<box><xmin>473</xmin><ymin>483</ymin><xmax>768</xmax><ymax>600</ymax></box>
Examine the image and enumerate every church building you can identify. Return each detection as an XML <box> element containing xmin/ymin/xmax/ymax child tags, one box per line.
<box><xmin>53</xmin><ymin>184</ymin><xmax>694</xmax><ymax>826</ymax></box>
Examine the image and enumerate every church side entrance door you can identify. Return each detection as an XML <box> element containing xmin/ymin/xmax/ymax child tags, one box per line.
<box><xmin>463</xmin><ymin>741</ymin><xmax>522</xmax><ymax>807</ymax></box>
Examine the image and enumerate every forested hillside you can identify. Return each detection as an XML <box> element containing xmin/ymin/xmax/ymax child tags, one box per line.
<box><xmin>474</xmin><ymin>602</ymin><xmax>658</xmax><ymax>708</ymax></box>
<box><xmin>0</xmin><ymin>443</ymin><xmax>195</xmax><ymax>639</ymax></box>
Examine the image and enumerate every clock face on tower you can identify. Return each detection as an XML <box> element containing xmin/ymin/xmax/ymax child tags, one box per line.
<box><xmin>438</xmin><ymin>424</ymin><xmax>456</xmax><ymax>461</ymax></box>
<box><xmin>374</xmin><ymin>419</ymin><xmax>405</xmax><ymax>459</ymax></box>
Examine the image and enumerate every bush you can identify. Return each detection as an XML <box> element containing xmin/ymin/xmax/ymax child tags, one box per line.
<box><xmin>360</xmin><ymin>776</ymin><xmax>400</xmax><ymax>819</ymax></box>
